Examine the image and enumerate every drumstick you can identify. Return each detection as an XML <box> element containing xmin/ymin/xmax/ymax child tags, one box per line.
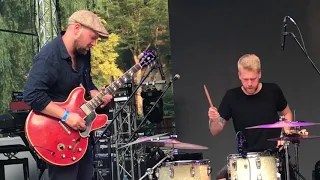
<box><xmin>204</xmin><ymin>85</ymin><xmax>214</xmax><ymax>107</ymax></box>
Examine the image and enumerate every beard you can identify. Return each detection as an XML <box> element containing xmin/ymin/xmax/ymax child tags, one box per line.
<box><xmin>74</xmin><ymin>38</ymin><xmax>89</xmax><ymax>55</ymax></box>
<box><xmin>243</xmin><ymin>86</ymin><xmax>259</xmax><ymax>94</ymax></box>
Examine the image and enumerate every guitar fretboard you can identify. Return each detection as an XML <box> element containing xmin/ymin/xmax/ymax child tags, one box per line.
<box><xmin>85</xmin><ymin>63</ymin><xmax>142</xmax><ymax>111</ymax></box>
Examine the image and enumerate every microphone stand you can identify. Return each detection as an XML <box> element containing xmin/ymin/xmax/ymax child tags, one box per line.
<box><xmin>127</xmin><ymin>76</ymin><xmax>176</xmax><ymax>144</ymax></box>
<box><xmin>94</xmin><ymin>63</ymin><xmax>158</xmax><ymax>145</ymax></box>
<box><xmin>285</xmin><ymin>32</ymin><xmax>320</xmax><ymax>76</ymax></box>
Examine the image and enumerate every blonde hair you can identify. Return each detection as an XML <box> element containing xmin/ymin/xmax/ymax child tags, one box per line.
<box><xmin>237</xmin><ymin>54</ymin><xmax>261</xmax><ymax>72</ymax></box>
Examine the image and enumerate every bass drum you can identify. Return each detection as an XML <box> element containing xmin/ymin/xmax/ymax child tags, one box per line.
<box><xmin>156</xmin><ymin>159</ymin><xmax>212</xmax><ymax>180</ymax></box>
<box><xmin>227</xmin><ymin>152</ymin><xmax>281</xmax><ymax>180</ymax></box>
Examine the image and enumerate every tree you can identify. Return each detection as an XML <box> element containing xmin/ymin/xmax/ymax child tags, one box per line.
<box><xmin>91</xmin><ymin>33</ymin><xmax>123</xmax><ymax>88</ymax></box>
<box><xmin>0</xmin><ymin>0</ymin><xmax>36</xmax><ymax>113</ymax></box>
<box><xmin>94</xmin><ymin>0</ymin><xmax>171</xmax><ymax>116</ymax></box>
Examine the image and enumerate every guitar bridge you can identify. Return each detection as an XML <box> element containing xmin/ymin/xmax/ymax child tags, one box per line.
<box><xmin>80</xmin><ymin>104</ymin><xmax>91</xmax><ymax>116</ymax></box>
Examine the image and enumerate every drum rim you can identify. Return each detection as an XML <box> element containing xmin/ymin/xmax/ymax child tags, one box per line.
<box><xmin>161</xmin><ymin>159</ymin><xmax>211</xmax><ymax>166</ymax></box>
<box><xmin>227</xmin><ymin>152</ymin><xmax>275</xmax><ymax>160</ymax></box>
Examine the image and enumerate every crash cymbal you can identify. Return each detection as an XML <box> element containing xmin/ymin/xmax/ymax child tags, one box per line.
<box><xmin>145</xmin><ymin>139</ymin><xmax>209</xmax><ymax>150</ymax></box>
<box><xmin>119</xmin><ymin>133</ymin><xmax>168</xmax><ymax>149</ymax></box>
<box><xmin>267</xmin><ymin>135</ymin><xmax>320</xmax><ymax>141</ymax></box>
<box><xmin>245</xmin><ymin>121</ymin><xmax>320</xmax><ymax>129</ymax></box>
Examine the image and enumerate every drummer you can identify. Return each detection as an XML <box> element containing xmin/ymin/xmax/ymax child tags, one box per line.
<box><xmin>208</xmin><ymin>54</ymin><xmax>296</xmax><ymax>180</ymax></box>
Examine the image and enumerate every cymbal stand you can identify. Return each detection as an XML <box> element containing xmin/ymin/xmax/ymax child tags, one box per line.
<box><xmin>283</xmin><ymin>140</ymin><xmax>290</xmax><ymax>180</ymax></box>
<box><xmin>139</xmin><ymin>149</ymin><xmax>173</xmax><ymax>180</ymax></box>
<box><xmin>291</xmin><ymin>135</ymin><xmax>307</xmax><ymax>180</ymax></box>
<box><xmin>293</xmin><ymin>110</ymin><xmax>300</xmax><ymax>180</ymax></box>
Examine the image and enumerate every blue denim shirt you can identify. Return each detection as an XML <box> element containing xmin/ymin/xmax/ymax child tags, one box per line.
<box><xmin>23</xmin><ymin>31</ymin><xmax>98</xmax><ymax>112</ymax></box>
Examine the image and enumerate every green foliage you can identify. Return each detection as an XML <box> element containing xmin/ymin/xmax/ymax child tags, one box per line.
<box><xmin>0</xmin><ymin>0</ymin><xmax>36</xmax><ymax>113</ymax></box>
<box><xmin>58</xmin><ymin>0</ymin><xmax>93</xmax><ymax>30</ymax></box>
<box><xmin>91</xmin><ymin>33</ymin><xmax>123</xmax><ymax>88</ymax></box>
<box><xmin>93</xmin><ymin>0</ymin><xmax>173</xmax><ymax>116</ymax></box>
<box><xmin>0</xmin><ymin>0</ymin><xmax>174</xmax><ymax>118</ymax></box>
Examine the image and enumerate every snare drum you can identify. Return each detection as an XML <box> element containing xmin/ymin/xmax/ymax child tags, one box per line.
<box><xmin>157</xmin><ymin>159</ymin><xmax>212</xmax><ymax>180</ymax></box>
<box><xmin>227</xmin><ymin>152</ymin><xmax>281</xmax><ymax>180</ymax></box>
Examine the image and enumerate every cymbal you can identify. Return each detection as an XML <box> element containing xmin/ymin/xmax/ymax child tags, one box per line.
<box><xmin>145</xmin><ymin>139</ymin><xmax>209</xmax><ymax>150</ymax></box>
<box><xmin>245</xmin><ymin>121</ymin><xmax>320</xmax><ymax>129</ymax></box>
<box><xmin>119</xmin><ymin>133</ymin><xmax>168</xmax><ymax>149</ymax></box>
<box><xmin>267</xmin><ymin>135</ymin><xmax>320</xmax><ymax>141</ymax></box>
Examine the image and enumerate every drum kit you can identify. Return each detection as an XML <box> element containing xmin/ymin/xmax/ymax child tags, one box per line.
<box><xmin>120</xmin><ymin>119</ymin><xmax>320</xmax><ymax>180</ymax></box>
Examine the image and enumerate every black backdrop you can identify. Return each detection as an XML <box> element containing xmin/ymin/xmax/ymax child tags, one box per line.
<box><xmin>169</xmin><ymin>0</ymin><xmax>320</xmax><ymax>179</ymax></box>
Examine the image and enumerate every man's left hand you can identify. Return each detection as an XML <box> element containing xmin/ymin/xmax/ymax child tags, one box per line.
<box><xmin>90</xmin><ymin>88</ymin><xmax>113</xmax><ymax>108</ymax></box>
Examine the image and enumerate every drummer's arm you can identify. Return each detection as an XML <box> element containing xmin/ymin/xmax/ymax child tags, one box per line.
<box><xmin>281</xmin><ymin>104</ymin><xmax>293</xmax><ymax>133</ymax></box>
<box><xmin>209</xmin><ymin>117</ymin><xmax>227</xmax><ymax>136</ymax></box>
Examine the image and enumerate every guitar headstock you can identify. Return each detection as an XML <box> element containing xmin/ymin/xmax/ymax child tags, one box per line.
<box><xmin>139</xmin><ymin>50</ymin><xmax>157</xmax><ymax>67</ymax></box>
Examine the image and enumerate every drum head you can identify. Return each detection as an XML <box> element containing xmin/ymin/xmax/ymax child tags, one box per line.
<box><xmin>161</xmin><ymin>159</ymin><xmax>210</xmax><ymax>167</ymax></box>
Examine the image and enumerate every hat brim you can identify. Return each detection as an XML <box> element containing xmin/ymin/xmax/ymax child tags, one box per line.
<box><xmin>97</xmin><ymin>32</ymin><xmax>109</xmax><ymax>38</ymax></box>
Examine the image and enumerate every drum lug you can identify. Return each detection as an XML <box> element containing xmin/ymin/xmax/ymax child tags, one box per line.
<box><xmin>169</xmin><ymin>165</ymin><xmax>174</xmax><ymax>178</ymax></box>
<box><xmin>190</xmin><ymin>164</ymin><xmax>195</xmax><ymax>177</ymax></box>
<box><xmin>155</xmin><ymin>168</ymin><xmax>160</xmax><ymax>178</ymax></box>
<box><xmin>255</xmin><ymin>157</ymin><xmax>261</xmax><ymax>169</ymax></box>
<box><xmin>147</xmin><ymin>168</ymin><xmax>153</xmax><ymax>180</ymax></box>
<box><xmin>276</xmin><ymin>158</ymin><xmax>282</xmax><ymax>171</ymax></box>
<box><xmin>232</xmin><ymin>160</ymin><xmax>237</xmax><ymax>171</ymax></box>
<box><xmin>207</xmin><ymin>165</ymin><xmax>212</xmax><ymax>176</ymax></box>
<box><xmin>234</xmin><ymin>175</ymin><xmax>238</xmax><ymax>180</ymax></box>
<box><xmin>277</xmin><ymin>172</ymin><xmax>281</xmax><ymax>180</ymax></box>
<box><xmin>257</xmin><ymin>173</ymin><xmax>262</xmax><ymax>180</ymax></box>
<box><xmin>276</xmin><ymin>158</ymin><xmax>281</xmax><ymax>168</ymax></box>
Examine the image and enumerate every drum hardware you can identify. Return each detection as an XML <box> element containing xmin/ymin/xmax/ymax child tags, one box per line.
<box><xmin>157</xmin><ymin>159</ymin><xmax>211</xmax><ymax>180</ymax></box>
<box><xmin>283</xmin><ymin>139</ymin><xmax>290</xmax><ymax>180</ymax></box>
<box><xmin>190</xmin><ymin>164</ymin><xmax>195</xmax><ymax>177</ymax></box>
<box><xmin>246</xmin><ymin>118</ymin><xmax>320</xmax><ymax>180</ymax></box>
<box><xmin>139</xmin><ymin>149</ymin><xmax>174</xmax><ymax>180</ymax></box>
<box><xmin>227</xmin><ymin>152</ymin><xmax>280</xmax><ymax>180</ymax></box>
<box><xmin>245</xmin><ymin>120</ymin><xmax>320</xmax><ymax>129</ymax></box>
<box><xmin>169</xmin><ymin>165</ymin><xmax>174</xmax><ymax>178</ymax></box>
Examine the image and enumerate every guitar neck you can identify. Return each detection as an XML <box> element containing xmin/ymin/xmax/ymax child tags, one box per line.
<box><xmin>86</xmin><ymin>63</ymin><xmax>142</xmax><ymax>110</ymax></box>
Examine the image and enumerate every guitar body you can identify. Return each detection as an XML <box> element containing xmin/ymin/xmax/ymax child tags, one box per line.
<box><xmin>25</xmin><ymin>87</ymin><xmax>108</xmax><ymax>166</ymax></box>
<box><xmin>24</xmin><ymin>49</ymin><xmax>157</xmax><ymax>166</ymax></box>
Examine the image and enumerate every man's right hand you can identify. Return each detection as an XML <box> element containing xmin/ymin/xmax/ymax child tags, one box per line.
<box><xmin>208</xmin><ymin>107</ymin><xmax>220</xmax><ymax>120</ymax></box>
<box><xmin>65</xmin><ymin>112</ymin><xmax>86</xmax><ymax>131</ymax></box>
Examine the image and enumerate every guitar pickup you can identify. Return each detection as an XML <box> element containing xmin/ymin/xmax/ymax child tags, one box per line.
<box><xmin>80</xmin><ymin>104</ymin><xmax>91</xmax><ymax>116</ymax></box>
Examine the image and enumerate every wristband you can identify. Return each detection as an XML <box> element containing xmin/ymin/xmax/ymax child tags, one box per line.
<box><xmin>62</xmin><ymin>110</ymin><xmax>69</xmax><ymax>122</ymax></box>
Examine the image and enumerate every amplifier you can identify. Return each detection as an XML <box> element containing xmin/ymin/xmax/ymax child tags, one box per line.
<box><xmin>113</xmin><ymin>83</ymin><xmax>132</xmax><ymax>102</ymax></box>
<box><xmin>9</xmin><ymin>101</ymin><xmax>31</xmax><ymax>111</ymax></box>
<box><xmin>11</xmin><ymin>91</ymin><xmax>24</xmax><ymax>101</ymax></box>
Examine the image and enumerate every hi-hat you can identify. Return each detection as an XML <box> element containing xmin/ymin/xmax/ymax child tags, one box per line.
<box><xmin>245</xmin><ymin>121</ymin><xmax>320</xmax><ymax>129</ymax></box>
<box><xmin>267</xmin><ymin>135</ymin><xmax>320</xmax><ymax>141</ymax></box>
<box><xmin>119</xmin><ymin>133</ymin><xmax>168</xmax><ymax>149</ymax></box>
<box><xmin>145</xmin><ymin>139</ymin><xmax>209</xmax><ymax>150</ymax></box>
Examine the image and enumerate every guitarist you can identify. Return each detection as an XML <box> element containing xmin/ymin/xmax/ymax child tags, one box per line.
<box><xmin>23</xmin><ymin>10</ymin><xmax>113</xmax><ymax>180</ymax></box>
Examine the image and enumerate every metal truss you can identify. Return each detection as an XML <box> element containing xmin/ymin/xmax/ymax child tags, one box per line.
<box><xmin>113</xmin><ymin>99</ymin><xmax>143</xmax><ymax>180</ymax></box>
<box><xmin>36</xmin><ymin>0</ymin><xmax>59</xmax><ymax>50</ymax></box>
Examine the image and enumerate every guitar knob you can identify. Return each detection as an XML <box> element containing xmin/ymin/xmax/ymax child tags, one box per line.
<box><xmin>68</xmin><ymin>145</ymin><xmax>72</xmax><ymax>149</ymax></box>
<box><xmin>72</xmin><ymin>157</ymin><xmax>76</xmax><ymax>161</ymax></box>
<box><xmin>61</xmin><ymin>154</ymin><xmax>66</xmax><ymax>159</ymax></box>
<box><xmin>78</xmin><ymin>148</ymin><xmax>82</xmax><ymax>152</ymax></box>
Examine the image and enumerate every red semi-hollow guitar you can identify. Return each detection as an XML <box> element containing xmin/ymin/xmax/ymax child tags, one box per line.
<box><xmin>25</xmin><ymin>50</ymin><xmax>157</xmax><ymax>166</ymax></box>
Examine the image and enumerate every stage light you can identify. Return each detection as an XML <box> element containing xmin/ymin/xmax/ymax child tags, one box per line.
<box><xmin>141</xmin><ymin>88</ymin><xmax>164</xmax><ymax>124</ymax></box>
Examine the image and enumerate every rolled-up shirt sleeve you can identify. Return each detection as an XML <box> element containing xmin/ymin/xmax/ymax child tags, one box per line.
<box><xmin>23</xmin><ymin>56</ymin><xmax>58</xmax><ymax>112</ymax></box>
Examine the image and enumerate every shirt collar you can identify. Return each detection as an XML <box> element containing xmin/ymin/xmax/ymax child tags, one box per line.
<box><xmin>58</xmin><ymin>31</ymin><xmax>71</xmax><ymax>60</ymax></box>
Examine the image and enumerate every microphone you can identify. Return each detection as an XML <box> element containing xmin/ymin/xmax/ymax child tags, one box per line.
<box><xmin>281</xmin><ymin>16</ymin><xmax>288</xmax><ymax>50</ymax></box>
<box><xmin>287</xmin><ymin>16</ymin><xmax>297</xmax><ymax>25</ymax></box>
<box><xmin>171</xmin><ymin>74</ymin><xmax>180</xmax><ymax>82</ymax></box>
<box><xmin>237</xmin><ymin>132</ymin><xmax>248</xmax><ymax>157</ymax></box>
